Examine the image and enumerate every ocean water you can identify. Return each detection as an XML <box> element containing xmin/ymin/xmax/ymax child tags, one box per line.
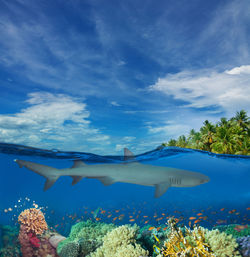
<box><xmin>0</xmin><ymin>142</ymin><xmax>249</xmax><ymax>238</ymax></box>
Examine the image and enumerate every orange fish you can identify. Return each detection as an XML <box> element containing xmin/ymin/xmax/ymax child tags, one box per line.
<box><xmin>220</xmin><ymin>208</ymin><xmax>225</xmax><ymax>211</ymax></box>
<box><xmin>143</xmin><ymin>216</ymin><xmax>148</xmax><ymax>218</ymax></box>
<box><xmin>113</xmin><ymin>217</ymin><xmax>117</xmax><ymax>221</ymax></box>
<box><xmin>54</xmin><ymin>224</ymin><xmax>59</xmax><ymax>228</ymax></box>
<box><xmin>95</xmin><ymin>218</ymin><xmax>101</xmax><ymax>221</ymax></box>
<box><xmin>194</xmin><ymin>220</ymin><xmax>201</xmax><ymax>224</ymax></box>
<box><xmin>148</xmin><ymin>226</ymin><xmax>155</xmax><ymax>231</ymax></box>
<box><xmin>129</xmin><ymin>216</ymin><xmax>133</xmax><ymax>218</ymax></box>
<box><xmin>107</xmin><ymin>214</ymin><xmax>112</xmax><ymax>218</ymax></box>
<box><xmin>156</xmin><ymin>227</ymin><xmax>161</xmax><ymax>231</ymax></box>
<box><xmin>163</xmin><ymin>227</ymin><xmax>168</xmax><ymax>231</ymax></box>
<box><xmin>197</xmin><ymin>213</ymin><xmax>203</xmax><ymax>216</ymax></box>
<box><xmin>188</xmin><ymin>221</ymin><xmax>192</xmax><ymax>227</ymax></box>
<box><xmin>101</xmin><ymin>210</ymin><xmax>106</xmax><ymax>214</ymax></box>
<box><xmin>189</xmin><ymin>217</ymin><xmax>196</xmax><ymax>220</ymax></box>
<box><xmin>247</xmin><ymin>207</ymin><xmax>250</xmax><ymax>211</ymax></box>
<box><xmin>144</xmin><ymin>220</ymin><xmax>149</xmax><ymax>224</ymax></box>
<box><xmin>229</xmin><ymin>209</ymin><xmax>236</xmax><ymax>214</ymax></box>
<box><xmin>129</xmin><ymin>219</ymin><xmax>135</xmax><ymax>222</ymax></box>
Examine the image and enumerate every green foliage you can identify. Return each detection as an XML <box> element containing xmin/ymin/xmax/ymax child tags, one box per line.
<box><xmin>162</xmin><ymin>110</ymin><xmax>250</xmax><ymax>155</ymax></box>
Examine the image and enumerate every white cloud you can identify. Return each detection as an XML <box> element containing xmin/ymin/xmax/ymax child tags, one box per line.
<box><xmin>147</xmin><ymin>122</ymin><xmax>191</xmax><ymax>138</ymax></box>
<box><xmin>149</xmin><ymin>66</ymin><xmax>250</xmax><ymax>114</ymax></box>
<box><xmin>225</xmin><ymin>65</ymin><xmax>250</xmax><ymax>75</ymax></box>
<box><xmin>110</xmin><ymin>101</ymin><xmax>121</xmax><ymax>107</ymax></box>
<box><xmin>0</xmin><ymin>92</ymin><xmax>110</xmax><ymax>152</ymax></box>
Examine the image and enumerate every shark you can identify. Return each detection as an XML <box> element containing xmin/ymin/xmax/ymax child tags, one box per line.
<box><xmin>14</xmin><ymin>148</ymin><xmax>210</xmax><ymax>198</ymax></box>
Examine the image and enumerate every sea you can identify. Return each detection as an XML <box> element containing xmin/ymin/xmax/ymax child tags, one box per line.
<box><xmin>0</xmin><ymin>142</ymin><xmax>249</xmax><ymax>255</ymax></box>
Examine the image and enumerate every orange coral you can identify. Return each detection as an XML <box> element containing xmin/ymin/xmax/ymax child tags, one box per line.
<box><xmin>18</xmin><ymin>208</ymin><xmax>48</xmax><ymax>235</ymax></box>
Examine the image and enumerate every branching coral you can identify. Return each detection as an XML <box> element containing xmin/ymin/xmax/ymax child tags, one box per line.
<box><xmin>18</xmin><ymin>208</ymin><xmax>59</xmax><ymax>257</ymax></box>
<box><xmin>89</xmin><ymin>224</ymin><xmax>149</xmax><ymax>257</ymax></box>
<box><xmin>161</xmin><ymin>219</ymin><xmax>215</xmax><ymax>257</ymax></box>
<box><xmin>204</xmin><ymin>229</ymin><xmax>241</xmax><ymax>257</ymax></box>
<box><xmin>18</xmin><ymin>208</ymin><xmax>48</xmax><ymax>235</ymax></box>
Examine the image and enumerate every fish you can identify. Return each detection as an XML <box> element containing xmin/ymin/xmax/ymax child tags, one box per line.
<box><xmin>234</xmin><ymin>225</ymin><xmax>248</xmax><ymax>232</ymax></box>
<box><xmin>14</xmin><ymin>148</ymin><xmax>210</xmax><ymax>198</ymax></box>
<box><xmin>189</xmin><ymin>217</ymin><xmax>196</xmax><ymax>220</ymax></box>
<box><xmin>93</xmin><ymin>207</ymin><xmax>101</xmax><ymax>219</ymax></box>
<box><xmin>148</xmin><ymin>227</ymin><xmax>155</xmax><ymax>231</ymax></box>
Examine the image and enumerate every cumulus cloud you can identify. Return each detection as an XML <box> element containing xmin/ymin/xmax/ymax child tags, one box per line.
<box><xmin>0</xmin><ymin>92</ymin><xmax>110</xmax><ymax>152</ymax></box>
<box><xmin>225</xmin><ymin>65</ymin><xmax>250</xmax><ymax>75</ymax></box>
<box><xmin>149</xmin><ymin>65</ymin><xmax>250</xmax><ymax>114</ymax></box>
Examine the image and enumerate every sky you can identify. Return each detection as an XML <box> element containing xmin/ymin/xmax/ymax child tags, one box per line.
<box><xmin>0</xmin><ymin>0</ymin><xmax>249</xmax><ymax>155</ymax></box>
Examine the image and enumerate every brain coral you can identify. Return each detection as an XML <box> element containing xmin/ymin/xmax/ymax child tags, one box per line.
<box><xmin>18</xmin><ymin>208</ymin><xmax>48</xmax><ymax>235</ymax></box>
<box><xmin>89</xmin><ymin>224</ymin><xmax>149</xmax><ymax>257</ymax></box>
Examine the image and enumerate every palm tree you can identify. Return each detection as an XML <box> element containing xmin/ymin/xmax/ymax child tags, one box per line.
<box><xmin>188</xmin><ymin>129</ymin><xmax>202</xmax><ymax>149</ymax></box>
<box><xmin>176</xmin><ymin>135</ymin><xmax>188</xmax><ymax>148</ymax></box>
<box><xmin>232</xmin><ymin>110</ymin><xmax>250</xmax><ymax>134</ymax></box>
<box><xmin>200</xmin><ymin>120</ymin><xmax>216</xmax><ymax>151</ymax></box>
<box><xmin>211</xmin><ymin>125</ymin><xmax>241</xmax><ymax>154</ymax></box>
<box><xmin>167</xmin><ymin>139</ymin><xmax>177</xmax><ymax>146</ymax></box>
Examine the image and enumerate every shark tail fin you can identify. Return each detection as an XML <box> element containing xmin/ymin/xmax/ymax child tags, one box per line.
<box><xmin>14</xmin><ymin>159</ymin><xmax>60</xmax><ymax>191</ymax></box>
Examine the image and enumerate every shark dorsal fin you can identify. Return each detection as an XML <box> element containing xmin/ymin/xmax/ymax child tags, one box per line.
<box><xmin>98</xmin><ymin>176</ymin><xmax>115</xmax><ymax>186</ymax></box>
<box><xmin>71</xmin><ymin>176</ymin><xmax>83</xmax><ymax>185</ymax></box>
<box><xmin>71</xmin><ymin>160</ymin><xmax>86</xmax><ymax>168</ymax></box>
<box><xmin>154</xmin><ymin>182</ymin><xmax>170</xmax><ymax>198</ymax></box>
<box><xmin>124</xmin><ymin>148</ymin><xmax>135</xmax><ymax>161</ymax></box>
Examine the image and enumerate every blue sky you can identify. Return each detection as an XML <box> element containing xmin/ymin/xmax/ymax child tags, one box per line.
<box><xmin>0</xmin><ymin>0</ymin><xmax>249</xmax><ymax>154</ymax></box>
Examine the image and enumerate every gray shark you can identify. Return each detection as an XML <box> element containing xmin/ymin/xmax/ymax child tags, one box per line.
<box><xmin>14</xmin><ymin>148</ymin><xmax>210</xmax><ymax>198</ymax></box>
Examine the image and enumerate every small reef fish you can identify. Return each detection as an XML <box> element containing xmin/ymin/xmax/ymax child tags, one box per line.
<box><xmin>228</xmin><ymin>209</ymin><xmax>237</xmax><ymax>214</ymax></box>
<box><xmin>216</xmin><ymin>219</ymin><xmax>227</xmax><ymax>225</ymax></box>
<box><xmin>220</xmin><ymin>208</ymin><xmax>225</xmax><ymax>211</ymax></box>
<box><xmin>93</xmin><ymin>207</ymin><xmax>101</xmax><ymax>218</ymax></box>
<box><xmin>234</xmin><ymin>225</ymin><xmax>248</xmax><ymax>232</ymax></box>
<box><xmin>148</xmin><ymin>227</ymin><xmax>155</xmax><ymax>231</ymax></box>
<box><xmin>189</xmin><ymin>217</ymin><xmax>196</xmax><ymax>220</ymax></box>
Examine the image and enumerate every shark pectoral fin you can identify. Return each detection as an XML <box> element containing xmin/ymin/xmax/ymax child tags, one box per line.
<box><xmin>44</xmin><ymin>176</ymin><xmax>59</xmax><ymax>191</ymax></box>
<box><xmin>154</xmin><ymin>182</ymin><xmax>170</xmax><ymax>198</ymax></box>
<box><xmin>71</xmin><ymin>176</ymin><xmax>83</xmax><ymax>185</ymax></box>
<box><xmin>71</xmin><ymin>160</ymin><xmax>86</xmax><ymax>168</ymax></box>
<box><xmin>98</xmin><ymin>176</ymin><xmax>115</xmax><ymax>186</ymax></box>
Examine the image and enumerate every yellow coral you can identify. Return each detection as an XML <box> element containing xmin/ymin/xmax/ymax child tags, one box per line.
<box><xmin>18</xmin><ymin>208</ymin><xmax>48</xmax><ymax>235</ymax></box>
<box><xmin>161</xmin><ymin>219</ymin><xmax>215</xmax><ymax>257</ymax></box>
<box><xmin>89</xmin><ymin>225</ymin><xmax>148</xmax><ymax>257</ymax></box>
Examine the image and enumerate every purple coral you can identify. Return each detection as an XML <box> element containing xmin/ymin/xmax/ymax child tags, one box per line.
<box><xmin>236</xmin><ymin>236</ymin><xmax>250</xmax><ymax>257</ymax></box>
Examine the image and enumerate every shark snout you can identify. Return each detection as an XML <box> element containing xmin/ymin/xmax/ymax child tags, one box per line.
<box><xmin>200</xmin><ymin>175</ymin><xmax>210</xmax><ymax>184</ymax></box>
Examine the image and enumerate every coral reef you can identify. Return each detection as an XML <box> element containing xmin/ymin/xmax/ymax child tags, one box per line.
<box><xmin>203</xmin><ymin>228</ymin><xmax>241</xmax><ymax>257</ymax></box>
<box><xmin>0</xmin><ymin>225</ymin><xmax>20</xmax><ymax>257</ymax></box>
<box><xmin>18</xmin><ymin>208</ymin><xmax>59</xmax><ymax>257</ymax></box>
<box><xmin>18</xmin><ymin>208</ymin><xmax>48</xmax><ymax>235</ymax></box>
<box><xmin>214</xmin><ymin>224</ymin><xmax>250</xmax><ymax>238</ymax></box>
<box><xmin>57</xmin><ymin>220</ymin><xmax>116</xmax><ymax>257</ymax></box>
<box><xmin>237</xmin><ymin>236</ymin><xmax>250</xmax><ymax>257</ymax></box>
<box><xmin>160</xmin><ymin>219</ymin><xmax>215</xmax><ymax>256</ymax></box>
<box><xmin>89</xmin><ymin>224</ymin><xmax>149</xmax><ymax>257</ymax></box>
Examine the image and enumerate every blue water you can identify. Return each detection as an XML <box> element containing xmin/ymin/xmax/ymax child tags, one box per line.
<box><xmin>0</xmin><ymin>143</ymin><xmax>249</xmax><ymax>236</ymax></box>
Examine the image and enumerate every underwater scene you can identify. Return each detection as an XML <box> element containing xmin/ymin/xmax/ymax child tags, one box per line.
<box><xmin>0</xmin><ymin>143</ymin><xmax>249</xmax><ymax>256</ymax></box>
